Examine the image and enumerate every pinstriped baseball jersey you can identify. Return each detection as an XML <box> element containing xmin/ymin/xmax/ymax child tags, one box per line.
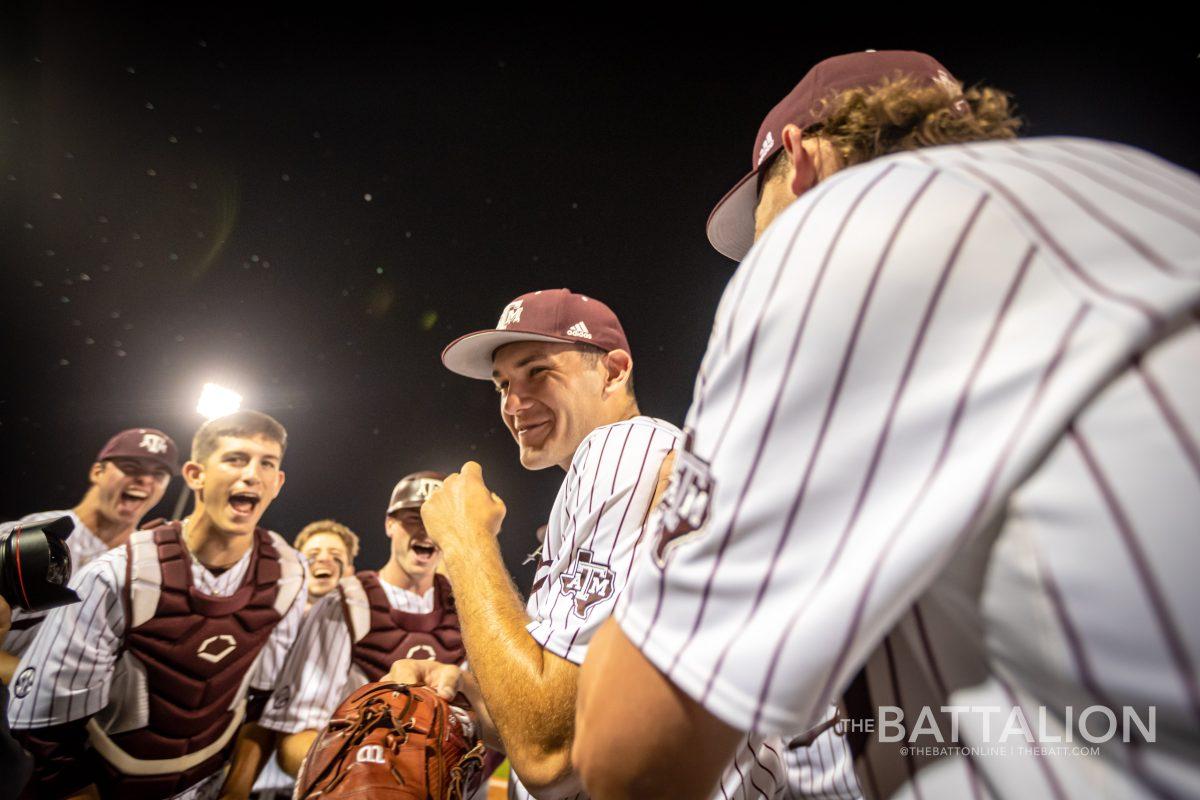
<box><xmin>509</xmin><ymin>415</ymin><xmax>680</xmax><ymax>800</ymax></box>
<box><xmin>0</xmin><ymin>510</ymin><xmax>110</xmax><ymax>658</ymax></box>
<box><xmin>260</xmin><ymin>577</ymin><xmax>434</xmax><ymax>735</ymax></box>
<box><xmin>6</xmin><ymin>534</ymin><xmax>307</xmax><ymax>799</ymax></box>
<box><xmin>514</xmin><ymin>415</ymin><xmax>854</xmax><ymax>799</ymax></box>
<box><xmin>617</xmin><ymin>137</ymin><xmax>1200</xmax><ymax>798</ymax></box>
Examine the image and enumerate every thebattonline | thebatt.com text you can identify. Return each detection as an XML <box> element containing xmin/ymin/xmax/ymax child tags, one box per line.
<box><xmin>835</xmin><ymin>705</ymin><xmax>1156</xmax><ymax>745</ymax></box>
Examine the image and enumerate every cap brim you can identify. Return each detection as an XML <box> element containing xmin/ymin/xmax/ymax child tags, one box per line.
<box><xmin>105</xmin><ymin>454</ymin><xmax>180</xmax><ymax>476</ymax></box>
<box><xmin>706</xmin><ymin>167</ymin><xmax>761</xmax><ymax>262</ymax></box>
<box><xmin>441</xmin><ymin>329</ymin><xmax>582</xmax><ymax>380</ymax></box>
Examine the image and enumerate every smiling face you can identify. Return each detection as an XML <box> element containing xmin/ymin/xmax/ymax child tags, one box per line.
<box><xmin>300</xmin><ymin>531</ymin><xmax>352</xmax><ymax>598</ymax></box>
<box><xmin>386</xmin><ymin>507</ymin><xmax>442</xmax><ymax>582</ymax></box>
<box><xmin>491</xmin><ymin>341</ymin><xmax>617</xmax><ymax>471</ymax></box>
<box><xmin>89</xmin><ymin>458</ymin><xmax>171</xmax><ymax>528</ymax></box>
<box><xmin>184</xmin><ymin>434</ymin><xmax>286</xmax><ymax>537</ymax></box>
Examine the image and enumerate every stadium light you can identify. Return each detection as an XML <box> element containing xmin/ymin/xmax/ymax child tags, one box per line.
<box><xmin>196</xmin><ymin>382</ymin><xmax>243</xmax><ymax>420</ymax></box>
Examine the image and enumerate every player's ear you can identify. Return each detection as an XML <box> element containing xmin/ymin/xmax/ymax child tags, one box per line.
<box><xmin>181</xmin><ymin>460</ymin><xmax>205</xmax><ymax>492</ymax></box>
<box><xmin>88</xmin><ymin>461</ymin><xmax>106</xmax><ymax>485</ymax></box>
<box><xmin>601</xmin><ymin>349</ymin><xmax>633</xmax><ymax>397</ymax></box>
<box><xmin>783</xmin><ymin>123</ymin><xmax>821</xmax><ymax>198</ymax></box>
<box><xmin>272</xmin><ymin>469</ymin><xmax>286</xmax><ymax>497</ymax></box>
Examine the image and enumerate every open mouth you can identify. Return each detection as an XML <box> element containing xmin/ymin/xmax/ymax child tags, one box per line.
<box><xmin>117</xmin><ymin>488</ymin><xmax>149</xmax><ymax>512</ymax></box>
<box><xmin>411</xmin><ymin>541</ymin><xmax>438</xmax><ymax>559</ymax></box>
<box><xmin>311</xmin><ymin>566</ymin><xmax>334</xmax><ymax>580</ymax></box>
<box><xmin>228</xmin><ymin>492</ymin><xmax>261</xmax><ymax>515</ymax></box>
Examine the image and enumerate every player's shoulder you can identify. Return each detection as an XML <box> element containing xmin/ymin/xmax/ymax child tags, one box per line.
<box><xmin>0</xmin><ymin>509</ymin><xmax>73</xmax><ymax>535</ymax></box>
<box><xmin>566</xmin><ymin>417</ymin><xmax>682</xmax><ymax>483</ymax></box>
<box><xmin>71</xmin><ymin>540</ymin><xmax>130</xmax><ymax>590</ymax></box>
<box><xmin>582</xmin><ymin>415</ymin><xmax>683</xmax><ymax>449</ymax></box>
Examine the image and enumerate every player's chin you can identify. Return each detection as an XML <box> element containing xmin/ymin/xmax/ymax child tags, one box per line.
<box><xmin>517</xmin><ymin>444</ymin><xmax>557</xmax><ymax>471</ymax></box>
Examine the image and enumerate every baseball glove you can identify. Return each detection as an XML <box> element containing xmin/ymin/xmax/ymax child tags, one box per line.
<box><xmin>293</xmin><ymin>682</ymin><xmax>486</xmax><ymax>799</ymax></box>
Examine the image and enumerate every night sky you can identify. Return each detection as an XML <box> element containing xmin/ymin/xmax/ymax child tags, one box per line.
<box><xmin>2</xmin><ymin>8</ymin><xmax>1196</xmax><ymax>590</ymax></box>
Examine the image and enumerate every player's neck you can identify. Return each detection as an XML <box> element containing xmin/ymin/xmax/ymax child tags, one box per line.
<box><xmin>72</xmin><ymin>492</ymin><xmax>136</xmax><ymax>547</ymax></box>
<box><xmin>182</xmin><ymin>510</ymin><xmax>255</xmax><ymax>569</ymax></box>
<box><xmin>379</xmin><ymin>561</ymin><xmax>435</xmax><ymax>595</ymax></box>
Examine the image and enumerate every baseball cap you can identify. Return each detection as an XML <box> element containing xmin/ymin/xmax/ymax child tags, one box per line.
<box><xmin>96</xmin><ymin>428</ymin><xmax>181</xmax><ymax>475</ymax></box>
<box><xmin>387</xmin><ymin>471</ymin><xmax>446</xmax><ymax>513</ymax></box>
<box><xmin>706</xmin><ymin>50</ymin><xmax>962</xmax><ymax>262</ymax></box>
<box><xmin>441</xmin><ymin>289</ymin><xmax>631</xmax><ymax>380</ymax></box>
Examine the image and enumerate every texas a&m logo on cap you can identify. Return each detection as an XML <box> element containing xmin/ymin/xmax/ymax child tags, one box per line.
<box><xmin>496</xmin><ymin>299</ymin><xmax>524</xmax><ymax>330</ymax></box>
<box><xmin>559</xmin><ymin>549</ymin><xmax>614</xmax><ymax>619</ymax></box>
<box><xmin>654</xmin><ymin>431</ymin><xmax>714</xmax><ymax>567</ymax></box>
<box><xmin>139</xmin><ymin>431</ymin><xmax>169</xmax><ymax>455</ymax></box>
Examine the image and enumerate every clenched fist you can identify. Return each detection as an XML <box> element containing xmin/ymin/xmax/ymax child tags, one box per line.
<box><xmin>420</xmin><ymin>462</ymin><xmax>507</xmax><ymax>557</ymax></box>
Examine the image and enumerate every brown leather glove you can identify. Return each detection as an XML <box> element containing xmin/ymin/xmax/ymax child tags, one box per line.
<box><xmin>294</xmin><ymin>682</ymin><xmax>485</xmax><ymax>800</ymax></box>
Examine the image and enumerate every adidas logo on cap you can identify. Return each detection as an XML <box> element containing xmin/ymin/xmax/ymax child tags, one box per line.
<box><xmin>566</xmin><ymin>321</ymin><xmax>592</xmax><ymax>339</ymax></box>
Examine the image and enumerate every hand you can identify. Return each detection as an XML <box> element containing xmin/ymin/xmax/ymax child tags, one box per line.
<box><xmin>385</xmin><ymin>659</ymin><xmax>464</xmax><ymax>701</ymax></box>
<box><xmin>0</xmin><ymin>595</ymin><xmax>10</xmax><ymax>641</ymax></box>
<box><xmin>420</xmin><ymin>462</ymin><xmax>507</xmax><ymax>554</ymax></box>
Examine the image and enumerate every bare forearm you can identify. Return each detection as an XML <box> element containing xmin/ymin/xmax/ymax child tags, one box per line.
<box><xmin>0</xmin><ymin>650</ymin><xmax>18</xmax><ymax>685</ymax></box>
<box><xmin>460</xmin><ymin>670</ymin><xmax>503</xmax><ymax>751</ymax></box>
<box><xmin>220</xmin><ymin>722</ymin><xmax>275</xmax><ymax>799</ymax></box>
<box><xmin>279</xmin><ymin>730</ymin><xmax>318</xmax><ymax>777</ymax></box>
<box><xmin>443</xmin><ymin>534</ymin><xmax>576</xmax><ymax>779</ymax></box>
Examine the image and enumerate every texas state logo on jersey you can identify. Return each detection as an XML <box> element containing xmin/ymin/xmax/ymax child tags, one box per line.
<box><xmin>559</xmin><ymin>549</ymin><xmax>614</xmax><ymax>619</ymax></box>
<box><xmin>654</xmin><ymin>430</ymin><xmax>714</xmax><ymax>567</ymax></box>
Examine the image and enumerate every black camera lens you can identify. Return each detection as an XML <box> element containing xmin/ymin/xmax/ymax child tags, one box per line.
<box><xmin>0</xmin><ymin>516</ymin><xmax>80</xmax><ymax>612</ymax></box>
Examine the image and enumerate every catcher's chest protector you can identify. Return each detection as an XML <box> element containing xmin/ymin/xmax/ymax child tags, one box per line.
<box><xmin>295</xmin><ymin>683</ymin><xmax>485</xmax><ymax>800</ymax></box>
<box><xmin>341</xmin><ymin>572</ymin><xmax>465</xmax><ymax>681</ymax></box>
<box><xmin>88</xmin><ymin>523</ymin><xmax>303</xmax><ymax>799</ymax></box>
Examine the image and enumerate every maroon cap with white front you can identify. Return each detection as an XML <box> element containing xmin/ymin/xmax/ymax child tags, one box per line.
<box><xmin>441</xmin><ymin>289</ymin><xmax>631</xmax><ymax>380</ymax></box>
<box><xmin>96</xmin><ymin>428</ymin><xmax>181</xmax><ymax>475</ymax></box>
<box><xmin>707</xmin><ymin>50</ymin><xmax>962</xmax><ymax>262</ymax></box>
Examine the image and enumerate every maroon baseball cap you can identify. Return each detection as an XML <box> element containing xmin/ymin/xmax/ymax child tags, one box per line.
<box><xmin>707</xmin><ymin>50</ymin><xmax>962</xmax><ymax>262</ymax></box>
<box><xmin>96</xmin><ymin>428</ymin><xmax>180</xmax><ymax>475</ymax></box>
<box><xmin>441</xmin><ymin>289</ymin><xmax>631</xmax><ymax>380</ymax></box>
<box><xmin>387</xmin><ymin>471</ymin><xmax>446</xmax><ymax>513</ymax></box>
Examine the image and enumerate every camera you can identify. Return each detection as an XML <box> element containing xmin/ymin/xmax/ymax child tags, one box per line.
<box><xmin>0</xmin><ymin>516</ymin><xmax>80</xmax><ymax>612</ymax></box>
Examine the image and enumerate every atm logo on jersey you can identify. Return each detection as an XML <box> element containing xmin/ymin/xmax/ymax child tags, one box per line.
<box><xmin>559</xmin><ymin>549</ymin><xmax>614</xmax><ymax>619</ymax></box>
<box><xmin>654</xmin><ymin>435</ymin><xmax>714</xmax><ymax>567</ymax></box>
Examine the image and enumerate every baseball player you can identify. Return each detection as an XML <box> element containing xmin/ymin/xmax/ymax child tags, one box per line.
<box><xmin>573</xmin><ymin>50</ymin><xmax>1200</xmax><ymax>800</ymax></box>
<box><xmin>293</xmin><ymin>519</ymin><xmax>360</xmax><ymax>612</ymax></box>
<box><xmin>260</xmin><ymin>472</ymin><xmax>467</xmax><ymax>780</ymax></box>
<box><xmin>0</xmin><ymin>427</ymin><xmax>180</xmax><ymax>683</ymax></box>
<box><xmin>385</xmin><ymin>288</ymin><xmax>683</xmax><ymax>798</ymax></box>
<box><xmin>242</xmin><ymin>519</ymin><xmax>361</xmax><ymax>800</ymax></box>
<box><xmin>7</xmin><ymin>410</ymin><xmax>306</xmax><ymax>800</ymax></box>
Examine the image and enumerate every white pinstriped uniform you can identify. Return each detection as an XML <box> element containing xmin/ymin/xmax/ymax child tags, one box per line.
<box><xmin>7</xmin><ymin>535</ymin><xmax>307</xmax><ymax>800</ymax></box>
<box><xmin>509</xmin><ymin>415</ymin><xmax>680</xmax><ymax>800</ymax></box>
<box><xmin>513</xmin><ymin>415</ymin><xmax>854</xmax><ymax>799</ymax></box>
<box><xmin>260</xmin><ymin>578</ymin><xmax>434</xmax><ymax>735</ymax></box>
<box><xmin>0</xmin><ymin>510</ymin><xmax>110</xmax><ymax>658</ymax></box>
<box><xmin>616</xmin><ymin>137</ymin><xmax>1200</xmax><ymax>799</ymax></box>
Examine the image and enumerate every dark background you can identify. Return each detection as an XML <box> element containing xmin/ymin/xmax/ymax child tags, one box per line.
<box><xmin>2</xmin><ymin>7</ymin><xmax>1196</xmax><ymax>590</ymax></box>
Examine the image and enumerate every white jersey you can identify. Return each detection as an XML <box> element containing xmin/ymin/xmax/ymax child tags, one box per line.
<box><xmin>512</xmin><ymin>416</ymin><xmax>857</xmax><ymax>799</ymax></box>
<box><xmin>616</xmin><ymin>137</ymin><xmax>1200</xmax><ymax>799</ymax></box>
<box><xmin>260</xmin><ymin>576</ymin><xmax>434</xmax><ymax>734</ymax></box>
<box><xmin>7</xmin><ymin>532</ymin><xmax>308</xmax><ymax>800</ymax></box>
<box><xmin>508</xmin><ymin>415</ymin><xmax>681</xmax><ymax>800</ymax></box>
<box><xmin>0</xmin><ymin>509</ymin><xmax>110</xmax><ymax>658</ymax></box>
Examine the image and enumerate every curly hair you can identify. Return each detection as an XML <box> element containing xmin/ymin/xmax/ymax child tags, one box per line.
<box><xmin>806</xmin><ymin>74</ymin><xmax>1021</xmax><ymax>168</ymax></box>
<box><xmin>293</xmin><ymin>518</ymin><xmax>361</xmax><ymax>561</ymax></box>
